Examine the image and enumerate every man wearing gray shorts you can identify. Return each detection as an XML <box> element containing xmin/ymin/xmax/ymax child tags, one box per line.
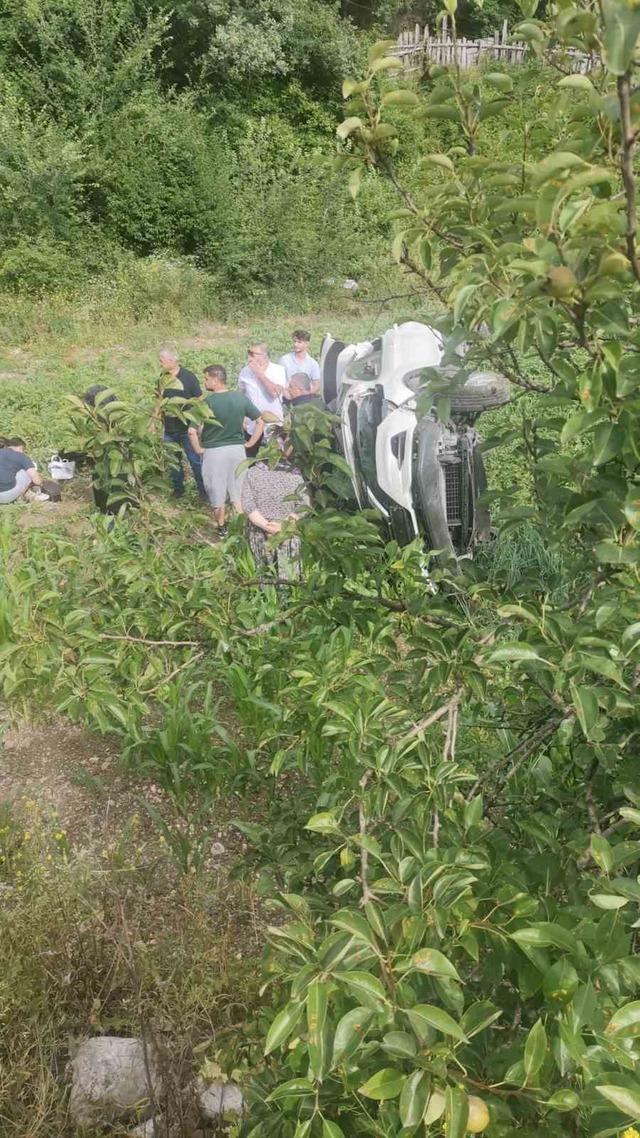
<box><xmin>188</xmin><ymin>365</ymin><xmax>264</xmax><ymax>537</ymax></box>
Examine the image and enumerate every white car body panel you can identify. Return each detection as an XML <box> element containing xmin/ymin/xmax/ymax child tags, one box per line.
<box><xmin>375</xmin><ymin>407</ymin><xmax>419</xmax><ymax>534</ymax></box>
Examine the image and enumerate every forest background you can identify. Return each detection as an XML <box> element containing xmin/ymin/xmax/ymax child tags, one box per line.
<box><xmin>0</xmin><ymin>0</ymin><xmax>521</xmax><ymax>310</ymax></box>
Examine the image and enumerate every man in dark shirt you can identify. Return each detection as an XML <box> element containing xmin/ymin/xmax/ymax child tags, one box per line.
<box><xmin>158</xmin><ymin>349</ymin><xmax>207</xmax><ymax>500</ymax></box>
<box><xmin>0</xmin><ymin>438</ymin><xmax>44</xmax><ymax>504</ymax></box>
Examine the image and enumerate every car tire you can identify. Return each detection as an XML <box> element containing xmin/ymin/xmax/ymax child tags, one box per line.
<box><xmin>414</xmin><ymin>416</ymin><xmax>456</xmax><ymax>563</ymax></box>
<box><xmin>449</xmin><ymin>371</ymin><xmax>510</xmax><ymax>414</ymax></box>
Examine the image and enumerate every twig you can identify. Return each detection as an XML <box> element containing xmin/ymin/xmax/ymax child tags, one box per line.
<box><xmin>398</xmin><ymin>695</ymin><xmax>461</xmax><ymax>743</ymax></box>
<box><xmin>465</xmin><ymin>715</ymin><xmax>559</xmax><ymax>802</ymax></box>
<box><xmin>443</xmin><ymin>696</ymin><xmax>460</xmax><ymax>761</ymax></box>
<box><xmin>358</xmin><ymin>772</ymin><xmax>373</xmax><ymax>903</ymax></box>
<box><xmin>617</xmin><ymin>73</ymin><xmax>640</xmax><ymax>284</ymax></box>
<box><xmin>140</xmin><ymin>652</ymin><xmax>204</xmax><ymax>695</ymax></box>
<box><xmin>100</xmin><ymin>633</ymin><xmax>201</xmax><ymax>647</ymax></box>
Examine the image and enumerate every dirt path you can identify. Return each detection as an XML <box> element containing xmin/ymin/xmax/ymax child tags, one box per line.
<box><xmin>1</xmin><ymin>719</ymin><xmax>149</xmax><ymax>847</ymax></box>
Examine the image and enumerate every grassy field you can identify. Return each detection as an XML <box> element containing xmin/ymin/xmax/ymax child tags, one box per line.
<box><xmin>0</xmin><ymin>292</ymin><xmax>421</xmax><ymax>458</ymax></box>
<box><xmin>0</xmin><ymin>289</ymin><xmax>533</xmax><ymax>503</ymax></box>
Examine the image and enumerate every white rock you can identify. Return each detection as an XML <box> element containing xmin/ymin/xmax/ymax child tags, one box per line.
<box><xmin>70</xmin><ymin>1036</ymin><xmax>162</xmax><ymax>1126</ymax></box>
<box><xmin>198</xmin><ymin>1080</ymin><xmax>244</xmax><ymax>1119</ymax></box>
<box><xmin>129</xmin><ymin>1119</ymin><xmax>159</xmax><ymax>1137</ymax></box>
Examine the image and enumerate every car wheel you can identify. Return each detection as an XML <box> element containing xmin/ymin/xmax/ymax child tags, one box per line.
<box><xmin>449</xmin><ymin>371</ymin><xmax>510</xmax><ymax>414</ymax></box>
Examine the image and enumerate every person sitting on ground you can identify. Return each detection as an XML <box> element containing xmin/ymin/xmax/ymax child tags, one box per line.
<box><xmin>157</xmin><ymin>347</ymin><xmax>207</xmax><ymax>501</ymax></box>
<box><xmin>238</xmin><ymin>343</ymin><xmax>287</xmax><ymax>458</ymax></box>
<box><xmin>0</xmin><ymin>438</ymin><xmax>47</xmax><ymax>504</ymax></box>
<box><xmin>286</xmin><ymin>372</ymin><xmax>325</xmax><ymax>410</ymax></box>
<box><xmin>188</xmin><ymin>365</ymin><xmax>264</xmax><ymax>538</ymax></box>
<box><xmin>240</xmin><ymin>433</ymin><xmax>309</xmax><ymax>578</ymax></box>
<box><xmin>279</xmin><ymin>330</ymin><xmax>321</xmax><ymax>393</ymax></box>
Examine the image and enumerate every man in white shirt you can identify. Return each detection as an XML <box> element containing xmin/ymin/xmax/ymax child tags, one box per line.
<box><xmin>279</xmin><ymin>330</ymin><xmax>321</xmax><ymax>394</ymax></box>
<box><xmin>238</xmin><ymin>343</ymin><xmax>287</xmax><ymax>456</ymax></box>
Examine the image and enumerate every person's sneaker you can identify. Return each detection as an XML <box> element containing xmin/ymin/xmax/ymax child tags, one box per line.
<box><xmin>217</xmin><ymin>524</ymin><xmax>228</xmax><ymax>538</ymax></box>
<box><xmin>24</xmin><ymin>489</ymin><xmax>50</xmax><ymax>502</ymax></box>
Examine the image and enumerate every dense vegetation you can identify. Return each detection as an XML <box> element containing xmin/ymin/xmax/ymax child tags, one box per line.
<box><xmin>2</xmin><ymin>0</ymin><xmax>640</xmax><ymax>1135</ymax></box>
<box><xmin>0</xmin><ymin>0</ymin><xmax>528</xmax><ymax>310</ymax></box>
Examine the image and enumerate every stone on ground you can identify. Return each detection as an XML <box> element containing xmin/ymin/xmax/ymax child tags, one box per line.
<box><xmin>197</xmin><ymin>1079</ymin><xmax>244</xmax><ymax>1119</ymax></box>
<box><xmin>70</xmin><ymin>1036</ymin><xmax>162</xmax><ymax>1126</ymax></box>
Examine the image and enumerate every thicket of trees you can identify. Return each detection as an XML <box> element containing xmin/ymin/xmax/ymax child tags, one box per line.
<box><xmin>0</xmin><ymin>0</ymin><xmax>517</xmax><ymax>303</ymax></box>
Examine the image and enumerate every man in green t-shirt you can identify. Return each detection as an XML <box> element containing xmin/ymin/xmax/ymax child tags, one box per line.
<box><xmin>188</xmin><ymin>365</ymin><xmax>264</xmax><ymax>535</ymax></box>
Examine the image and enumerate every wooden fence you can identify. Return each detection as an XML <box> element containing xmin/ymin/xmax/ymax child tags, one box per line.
<box><xmin>393</xmin><ymin>20</ymin><xmax>595</xmax><ymax>73</ymax></box>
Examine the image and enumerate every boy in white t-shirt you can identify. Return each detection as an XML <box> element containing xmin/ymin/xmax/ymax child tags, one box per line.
<box><xmin>279</xmin><ymin>329</ymin><xmax>320</xmax><ymax>393</ymax></box>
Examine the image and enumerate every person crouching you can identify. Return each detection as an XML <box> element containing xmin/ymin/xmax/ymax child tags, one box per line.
<box><xmin>0</xmin><ymin>438</ymin><xmax>47</xmax><ymax>504</ymax></box>
<box><xmin>188</xmin><ymin>365</ymin><xmax>264</xmax><ymax>538</ymax></box>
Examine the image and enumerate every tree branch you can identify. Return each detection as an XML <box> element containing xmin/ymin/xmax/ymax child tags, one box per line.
<box><xmin>617</xmin><ymin>73</ymin><xmax>640</xmax><ymax>284</ymax></box>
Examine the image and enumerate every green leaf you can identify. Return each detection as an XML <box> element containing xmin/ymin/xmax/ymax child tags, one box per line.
<box><xmin>602</xmin><ymin>1</ymin><xmax>640</xmax><ymax>74</ymax></box>
<box><xmin>370</xmin><ymin>56</ymin><xmax>402</xmax><ymax>73</ymax></box>
<box><xmin>546</xmin><ymin>1089</ymin><xmax>580</xmax><ymax>1110</ymax></box>
<box><xmin>590</xmin><ymin>833</ymin><xmax>613</xmax><ymax>874</ymax></box>
<box><xmin>399</xmin><ymin>1070</ymin><xmax>430</xmax><ymax>1127</ymax></box>
<box><xmin>460</xmin><ymin>1001</ymin><xmax>501</xmax><ymax>1038</ymax></box>
<box><xmin>561</xmin><ymin>409</ymin><xmax>598</xmax><ymax>445</ymax></box>
<box><xmin>337</xmin><ymin>971</ymin><xmax>389</xmax><ymax>1008</ymax></box>
<box><xmin>620</xmin><ymin>806</ymin><xmax>640</xmax><ymax>825</ymax></box>
<box><xmin>405</xmin><ymin>1004</ymin><xmax>467</xmax><ymax>1042</ymax></box>
<box><xmin>487</xmin><ymin>644</ymin><xmax>548</xmax><ymax>664</ymax></box>
<box><xmin>532</xmin><ymin>151</ymin><xmax>587</xmax><ymax>186</ymax></box>
<box><xmin>445</xmin><ymin>1086</ymin><xmax>469</xmax><ymax>1138</ymax></box>
<box><xmin>592</xmin><ymin>421</ymin><xmax>622</xmax><ymax>466</ymax></box>
<box><xmin>358</xmin><ymin>1067</ymin><xmax>405</xmax><ymax>1100</ymax></box>
<box><xmin>605</xmin><ymin>1001</ymin><xmax>640</xmax><ymax>1037</ymax></box>
<box><xmin>305</xmin><ymin>812</ymin><xmax>340</xmax><ymax>834</ymax></box>
<box><xmin>570</xmin><ymin>683</ymin><xmax>599</xmax><ymax>738</ymax></box>
<box><xmin>336</xmin><ymin>117</ymin><xmax>363</xmax><ymax>141</ymax></box>
<box><xmin>424</xmin><ymin>1089</ymin><xmax>447</xmax><ymax>1124</ymax></box>
<box><xmin>368</xmin><ymin>38</ymin><xmax>396</xmax><ymax>65</ymax></box>
<box><xmin>294</xmin><ymin>1122</ymin><xmax>313</xmax><ymax>1138</ymax></box>
<box><xmin>595</xmin><ymin>542</ymin><xmax>640</xmax><ymax>565</ymax></box>
<box><xmin>423</xmin><ymin>104</ymin><xmax>461</xmax><ymax>121</ymax></box>
<box><xmin>425</xmin><ymin>152</ymin><xmax>454</xmax><ymax>172</ymax></box>
<box><xmin>266</xmin><ymin>1078</ymin><xmax>315</xmax><ymax>1102</ymax></box>
<box><xmin>624</xmin><ymin>489</ymin><xmax>640</xmax><ymax>530</ymax></box>
<box><xmin>382</xmin><ymin>1031</ymin><xmax>417</xmax><ymax>1058</ymax></box>
<box><xmin>523</xmin><ymin>1019</ymin><xmax>547</xmax><ymax>1084</ymax></box>
<box><xmin>543</xmin><ymin>960</ymin><xmax>579</xmax><ymax>1005</ymax></box>
<box><xmin>590</xmin><ymin>893</ymin><xmax>628</xmax><ymax>909</ymax></box>
<box><xmin>412</xmin><ymin>947</ymin><xmax>461</xmax><ymax>981</ymax></box>
<box><xmin>558</xmin><ymin>74</ymin><xmax>595</xmax><ymax>92</ymax></box>
<box><xmin>485</xmin><ymin>72</ymin><xmax>514</xmax><ymax>92</ymax></box>
<box><xmin>596</xmin><ymin>1083</ymin><xmax>640</xmax><ymax>1118</ymax></box>
<box><xmin>380</xmin><ymin>89</ymin><xmax>420</xmax><ymax>107</ymax></box>
<box><xmin>264</xmin><ymin>1002</ymin><xmax>303</xmax><ymax>1055</ymax></box>
<box><xmin>321</xmin><ymin>1120</ymin><xmax>345</xmax><ymax>1138</ymax></box>
<box><xmin>342</xmin><ymin>78</ymin><xmax>362</xmax><ymax>99</ymax></box>
<box><xmin>331</xmin><ymin>1007</ymin><xmax>374</xmax><ymax>1068</ymax></box>
<box><xmin>331</xmin><ymin>910</ymin><xmax>378</xmax><ymax>947</ymax></box>
<box><xmin>307</xmin><ymin>980</ymin><xmax>329</xmax><ymax>1080</ymax></box>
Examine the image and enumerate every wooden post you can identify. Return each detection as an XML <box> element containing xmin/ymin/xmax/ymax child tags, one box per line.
<box><xmin>502</xmin><ymin>18</ymin><xmax>508</xmax><ymax>43</ymax></box>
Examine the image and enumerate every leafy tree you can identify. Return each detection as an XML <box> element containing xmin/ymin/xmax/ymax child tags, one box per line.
<box><xmin>236</xmin><ymin>4</ymin><xmax>640</xmax><ymax>1137</ymax></box>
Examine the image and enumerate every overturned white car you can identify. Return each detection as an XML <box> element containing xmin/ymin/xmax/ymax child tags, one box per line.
<box><xmin>319</xmin><ymin>321</ymin><xmax>510</xmax><ymax>560</ymax></box>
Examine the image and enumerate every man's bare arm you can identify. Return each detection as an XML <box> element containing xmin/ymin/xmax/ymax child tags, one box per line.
<box><xmin>250</xmin><ymin>363</ymin><xmax>283</xmax><ymax>400</ymax></box>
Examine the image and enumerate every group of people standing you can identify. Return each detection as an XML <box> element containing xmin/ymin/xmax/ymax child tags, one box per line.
<box><xmin>1</xmin><ymin>332</ymin><xmax>322</xmax><ymax>574</ymax></box>
<box><xmin>159</xmin><ymin>330</ymin><xmax>323</xmax><ymax>539</ymax></box>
